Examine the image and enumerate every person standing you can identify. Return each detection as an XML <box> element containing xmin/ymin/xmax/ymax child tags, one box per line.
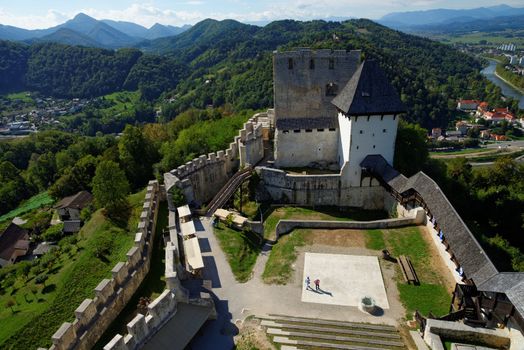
<box><xmin>305</xmin><ymin>276</ymin><xmax>311</xmax><ymax>290</ymax></box>
<box><xmin>314</xmin><ymin>279</ymin><xmax>320</xmax><ymax>291</ymax></box>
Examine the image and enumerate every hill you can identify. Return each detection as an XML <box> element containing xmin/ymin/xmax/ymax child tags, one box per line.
<box><xmin>379</xmin><ymin>4</ymin><xmax>524</xmax><ymax>29</ymax></box>
<box><xmin>142</xmin><ymin>18</ymin><xmax>515</xmax><ymax>128</ymax></box>
<box><xmin>0</xmin><ymin>13</ymin><xmax>191</xmax><ymax>48</ymax></box>
<box><xmin>0</xmin><ymin>18</ymin><xmax>518</xmax><ymax>128</ymax></box>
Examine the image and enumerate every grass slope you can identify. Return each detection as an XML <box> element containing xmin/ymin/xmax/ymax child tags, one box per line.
<box><xmin>0</xmin><ymin>190</ymin><xmax>145</xmax><ymax>349</ymax></box>
<box><xmin>214</xmin><ymin>223</ymin><xmax>263</xmax><ymax>282</ymax></box>
<box><xmin>0</xmin><ymin>192</ymin><xmax>54</xmax><ymax>223</ymax></box>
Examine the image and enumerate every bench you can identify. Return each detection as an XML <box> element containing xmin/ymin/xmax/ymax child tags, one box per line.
<box><xmin>398</xmin><ymin>255</ymin><xmax>419</xmax><ymax>285</ymax></box>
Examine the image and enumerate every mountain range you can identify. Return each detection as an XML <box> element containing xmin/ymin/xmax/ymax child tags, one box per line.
<box><xmin>379</xmin><ymin>4</ymin><xmax>524</xmax><ymax>30</ymax></box>
<box><xmin>0</xmin><ymin>13</ymin><xmax>191</xmax><ymax>49</ymax></box>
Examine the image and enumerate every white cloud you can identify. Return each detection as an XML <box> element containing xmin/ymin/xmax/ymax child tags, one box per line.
<box><xmin>0</xmin><ymin>8</ymin><xmax>70</xmax><ymax>29</ymax></box>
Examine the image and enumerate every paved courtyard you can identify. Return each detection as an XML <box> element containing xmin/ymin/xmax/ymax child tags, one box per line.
<box><xmin>301</xmin><ymin>253</ymin><xmax>389</xmax><ymax>309</ymax></box>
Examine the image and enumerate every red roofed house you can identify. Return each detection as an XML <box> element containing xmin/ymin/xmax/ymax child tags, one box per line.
<box><xmin>0</xmin><ymin>223</ymin><xmax>30</xmax><ymax>267</ymax></box>
<box><xmin>458</xmin><ymin>99</ymin><xmax>480</xmax><ymax>111</ymax></box>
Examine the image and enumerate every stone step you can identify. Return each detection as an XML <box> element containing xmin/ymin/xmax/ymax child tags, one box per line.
<box><xmin>263</xmin><ymin>314</ymin><xmax>398</xmax><ymax>332</ymax></box>
<box><xmin>268</xmin><ymin>328</ymin><xmax>405</xmax><ymax>348</ymax></box>
<box><xmin>272</xmin><ymin>335</ymin><xmax>390</xmax><ymax>350</ymax></box>
<box><xmin>261</xmin><ymin>320</ymin><xmax>401</xmax><ymax>340</ymax></box>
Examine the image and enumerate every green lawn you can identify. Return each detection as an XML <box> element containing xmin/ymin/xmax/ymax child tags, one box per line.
<box><xmin>0</xmin><ymin>191</ymin><xmax>145</xmax><ymax>349</ymax></box>
<box><xmin>429</xmin><ymin>147</ymin><xmax>492</xmax><ymax>157</ymax></box>
<box><xmin>366</xmin><ymin>227</ymin><xmax>452</xmax><ymax>317</ymax></box>
<box><xmin>262</xmin><ymin>229</ymin><xmax>308</xmax><ymax>284</ymax></box>
<box><xmin>5</xmin><ymin>92</ymin><xmax>34</xmax><ymax>103</ymax></box>
<box><xmin>214</xmin><ymin>223</ymin><xmax>263</xmax><ymax>282</ymax></box>
<box><xmin>262</xmin><ymin>225</ymin><xmax>451</xmax><ymax>317</ymax></box>
<box><xmin>0</xmin><ymin>192</ymin><xmax>54</xmax><ymax>223</ymax></box>
<box><xmin>94</xmin><ymin>201</ymin><xmax>168</xmax><ymax>349</ymax></box>
<box><xmin>262</xmin><ymin>206</ymin><xmax>387</xmax><ymax>240</ymax></box>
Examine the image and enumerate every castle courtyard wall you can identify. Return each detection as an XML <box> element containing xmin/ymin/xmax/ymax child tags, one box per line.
<box><xmin>274</xmin><ymin>127</ymin><xmax>339</xmax><ymax>168</ymax></box>
<box><xmin>258</xmin><ymin>167</ymin><xmax>386</xmax><ymax>209</ymax></box>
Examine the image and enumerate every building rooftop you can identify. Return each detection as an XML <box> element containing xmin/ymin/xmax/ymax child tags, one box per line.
<box><xmin>0</xmin><ymin>223</ymin><xmax>29</xmax><ymax>262</ymax></box>
<box><xmin>54</xmin><ymin>191</ymin><xmax>93</xmax><ymax>210</ymax></box>
<box><xmin>332</xmin><ymin>60</ymin><xmax>406</xmax><ymax>116</ymax></box>
<box><xmin>360</xmin><ymin>155</ymin><xmax>498</xmax><ymax>285</ymax></box>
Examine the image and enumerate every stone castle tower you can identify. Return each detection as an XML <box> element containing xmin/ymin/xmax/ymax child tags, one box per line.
<box><xmin>272</xmin><ymin>48</ymin><xmax>405</xmax><ymax>188</ymax></box>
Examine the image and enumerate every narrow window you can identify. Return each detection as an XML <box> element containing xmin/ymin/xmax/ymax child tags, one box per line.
<box><xmin>309</xmin><ymin>59</ymin><xmax>315</xmax><ymax>69</ymax></box>
<box><xmin>329</xmin><ymin>128</ymin><xmax>336</xmax><ymax>131</ymax></box>
<box><xmin>383</xmin><ymin>129</ymin><xmax>386</xmax><ymax>133</ymax></box>
<box><xmin>288</xmin><ymin>58</ymin><xmax>293</xmax><ymax>69</ymax></box>
<box><xmin>359</xmin><ymin>130</ymin><xmax>363</xmax><ymax>134</ymax></box>
<box><xmin>317</xmin><ymin>128</ymin><xmax>324</xmax><ymax>132</ymax></box>
<box><xmin>305</xmin><ymin>129</ymin><xmax>312</xmax><ymax>133</ymax></box>
<box><xmin>326</xmin><ymin>82</ymin><xmax>338</xmax><ymax>96</ymax></box>
<box><xmin>356</xmin><ymin>146</ymin><xmax>359</xmax><ymax>150</ymax></box>
<box><xmin>293</xmin><ymin>129</ymin><xmax>300</xmax><ymax>133</ymax></box>
<box><xmin>373</xmin><ymin>145</ymin><xmax>376</xmax><ymax>149</ymax></box>
<box><xmin>329</xmin><ymin>58</ymin><xmax>334</xmax><ymax>69</ymax></box>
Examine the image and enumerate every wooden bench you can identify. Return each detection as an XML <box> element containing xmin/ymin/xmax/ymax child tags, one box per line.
<box><xmin>398</xmin><ymin>255</ymin><xmax>419</xmax><ymax>285</ymax></box>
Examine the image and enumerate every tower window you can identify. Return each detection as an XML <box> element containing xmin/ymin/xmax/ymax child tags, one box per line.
<box><xmin>288</xmin><ymin>58</ymin><xmax>293</xmax><ymax>69</ymax></box>
<box><xmin>383</xmin><ymin>129</ymin><xmax>387</xmax><ymax>133</ymax></box>
<box><xmin>309</xmin><ymin>59</ymin><xmax>315</xmax><ymax>69</ymax></box>
<box><xmin>359</xmin><ymin>130</ymin><xmax>363</xmax><ymax>134</ymax></box>
<box><xmin>356</xmin><ymin>146</ymin><xmax>359</xmax><ymax>150</ymax></box>
<box><xmin>329</xmin><ymin>58</ymin><xmax>334</xmax><ymax>69</ymax></box>
<box><xmin>329</xmin><ymin>128</ymin><xmax>336</xmax><ymax>131</ymax></box>
<box><xmin>326</xmin><ymin>82</ymin><xmax>338</xmax><ymax>96</ymax></box>
<box><xmin>317</xmin><ymin>128</ymin><xmax>324</xmax><ymax>132</ymax></box>
<box><xmin>293</xmin><ymin>129</ymin><xmax>300</xmax><ymax>133</ymax></box>
<box><xmin>305</xmin><ymin>129</ymin><xmax>312</xmax><ymax>133</ymax></box>
<box><xmin>373</xmin><ymin>145</ymin><xmax>376</xmax><ymax>149</ymax></box>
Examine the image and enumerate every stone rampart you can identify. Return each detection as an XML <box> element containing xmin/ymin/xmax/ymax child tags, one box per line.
<box><xmin>165</xmin><ymin>114</ymin><xmax>266</xmax><ymax>208</ymax></box>
<box><xmin>423</xmin><ymin>319</ymin><xmax>511</xmax><ymax>350</ymax></box>
<box><xmin>258</xmin><ymin>166</ymin><xmax>387</xmax><ymax>209</ymax></box>
<box><xmin>46</xmin><ymin>181</ymin><xmax>160</xmax><ymax>350</ymax></box>
<box><xmin>274</xmin><ymin>208</ymin><xmax>425</xmax><ymax>238</ymax></box>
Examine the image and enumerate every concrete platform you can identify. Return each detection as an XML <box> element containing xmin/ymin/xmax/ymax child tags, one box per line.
<box><xmin>301</xmin><ymin>253</ymin><xmax>389</xmax><ymax>309</ymax></box>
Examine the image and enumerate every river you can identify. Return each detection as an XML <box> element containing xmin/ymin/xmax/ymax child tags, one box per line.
<box><xmin>481</xmin><ymin>59</ymin><xmax>524</xmax><ymax>109</ymax></box>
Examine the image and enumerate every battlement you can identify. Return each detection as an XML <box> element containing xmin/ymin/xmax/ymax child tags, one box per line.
<box><xmin>165</xmin><ymin>113</ymin><xmax>266</xmax><ymax>207</ymax></box>
<box><xmin>47</xmin><ymin>181</ymin><xmax>160</xmax><ymax>350</ymax></box>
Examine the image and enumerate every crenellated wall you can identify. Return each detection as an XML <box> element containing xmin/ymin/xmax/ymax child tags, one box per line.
<box><xmin>164</xmin><ymin>114</ymin><xmax>266</xmax><ymax>208</ymax></box>
<box><xmin>258</xmin><ymin>166</ymin><xmax>387</xmax><ymax>209</ymax></box>
<box><xmin>45</xmin><ymin>181</ymin><xmax>160</xmax><ymax>350</ymax></box>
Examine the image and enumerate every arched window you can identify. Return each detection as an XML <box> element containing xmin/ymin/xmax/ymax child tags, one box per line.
<box><xmin>288</xmin><ymin>58</ymin><xmax>293</xmax><ymax>69</ymax></box>
<box><xmin>310</xmin><ymin>59</ymin><xmax>315</xmax><ymax>69</ymax></box>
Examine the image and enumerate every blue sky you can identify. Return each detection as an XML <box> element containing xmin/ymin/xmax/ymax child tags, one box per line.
<box><xmin>1</xmin><ymin>0</ymin><xmax>523</xmax><ymax>29</ymax></box>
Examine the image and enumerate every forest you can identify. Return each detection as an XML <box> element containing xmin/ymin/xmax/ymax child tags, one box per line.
<box><xmin>1</xmin><ymin>18</ymin><xmax>522</xmax><ymax>129</ymax></box>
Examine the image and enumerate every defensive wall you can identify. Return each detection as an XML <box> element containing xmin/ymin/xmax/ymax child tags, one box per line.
<box><xmin>257</xmin><ymin>166</ymin><xmax>387</xmax><ymax>209</ymax></box>
<box><xmin>164</xmin><ymin>114</ymin><xmax>266</xmax><ymax>208</ymax></box>
<box><xmin>44</xmin><ymin>181</ymin><xmax>160</xmax><ymax>350</ymax></box>
<box><xmin>103</xmin><ymin>201</ymin><xmax>215</xmax><ymax>350</ymax></box>
<box><xmin>274</xmin><ymin>207</ymin><xmax>426</xmax><ymax>238</ymax></box>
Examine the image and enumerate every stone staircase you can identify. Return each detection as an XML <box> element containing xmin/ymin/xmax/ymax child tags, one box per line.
<box><xmin>203</xmin><ymin>167</ymin><xmax>252</xmax><ymax>217</ymax></box>
<box><xmin>257</xmin><ymin>314</ymin><xmax>406</xmax><ymax>350</ymax></box>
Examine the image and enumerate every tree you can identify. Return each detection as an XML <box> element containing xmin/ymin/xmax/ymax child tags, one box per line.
<box><xmin>118</xmin><ymin>125</ymin><xmax>157</xmax><ymax>190</ymax></box>
<box><xmin>92</xmin><ymin>160</ymin><xmax>130</xmax><ymax>217</ymax></box>
<box><xmin>394</xmin><ymin>121</ymin><xmax>429</xmax><ymax>176</ymax></box>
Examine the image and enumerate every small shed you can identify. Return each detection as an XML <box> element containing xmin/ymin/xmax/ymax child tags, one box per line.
<box><xmin>0</xmin><ymin>223</ymin><xmax>30</xmax><ymax>267</ymax></box>
<box><xmin>177</xmin><ymin>205</ymin><xmax>192</xmax><ymax>223</ymax></box>
<box><xmin>55</xmin><ymin>191</ymin><xmax>93</xmax><ymax>221</ymax></box>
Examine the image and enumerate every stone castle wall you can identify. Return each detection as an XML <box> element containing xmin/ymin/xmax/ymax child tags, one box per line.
<box><xmin>164</xmin><ymin>114</ymin><xmax>265</xmax><ymax>208</ymax></box>
<box><xmin>273</xmin><ymin>49</ymin><xmax>360</xmax><ymax>121</ymax></box>
<box><xmin>45</xmin><ymin>181</ymin><xmax>160</xmax><ymax>350</ymax></box>
<box><xmin>258</xmin><ymin>166</ymin><xmax>386</xmax><ymax>209</ymax></box>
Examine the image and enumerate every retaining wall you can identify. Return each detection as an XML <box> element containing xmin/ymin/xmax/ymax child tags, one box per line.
<box><xmin>45</xmin><ymin>181</ymin><xmax>160</xmax><ymax>350</ymax></box>
<box><xmin>274</xmin><ymin>207</ymin><xmax>425</xmax><ymax>238</ymax></box>
<box><xmin>423</xmin><ymin>319</ymin><xmax>511</xmax><ymax>350</ymax></box>
<box><xmin>258</xmin><ymin>166</ymin><xmax>387</xmax><ymax>209</ymax></box>
<box><xmin>164</xmin><ymin>114</ymin><xmax>266</xmax><ymax>208</ymax></box>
